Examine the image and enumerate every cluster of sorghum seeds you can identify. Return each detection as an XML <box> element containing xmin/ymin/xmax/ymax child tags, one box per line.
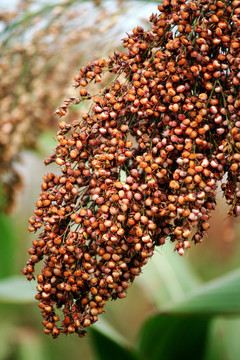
<box><xmin>23</xmin><ymin>0</ymin><xmax>240</xmax><ymax>337</ymax></box>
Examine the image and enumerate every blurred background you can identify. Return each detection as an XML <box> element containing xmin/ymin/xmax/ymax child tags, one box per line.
<box><xmin>1</xmin><ymin>1</ymin><xmax>240</xmax><ymax>359</ymax></box>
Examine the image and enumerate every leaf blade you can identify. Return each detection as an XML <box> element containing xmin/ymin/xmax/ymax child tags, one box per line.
<box><xmin>90</xmin><ymin>320</ymin><xmax>141</xmax><ymax>360</ymax></box>
<box><xmin>137</xmin><ymin>314</ymin><xmax>210</xmax><ymax>360</ymax></box>
<box><xmin>0</xmin><ymin>276</ymin><xmax>36</xmax><ymax>303</ymax></box>
<box><xmin>163</xmin><ymin>268</ymin><xmax>240</xmax><ymax>315</ymax></box>
<box><xmin>137</xmin><ymin>242</ymin><xmax>200</xmax><ymax>307</ymax></box>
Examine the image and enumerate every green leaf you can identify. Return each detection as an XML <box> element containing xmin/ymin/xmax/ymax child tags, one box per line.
<box><xmin>0</xmin><ymin>215</ymin><xmax>16</xmax><ymax>278</ymax></box>
<box><xmin>137</xmin><ymin>268</ymin><xmax>240</xmax><ymax>360</ymax></box>
<box><xmin>0</xmin><ymin>276</ymin><xmax>36</xmax><ymax>303</ymax></box>
<box><xmin>37</xmin><ymin>130</ymin><xmax>57</xmax><ymax>157</ymax></box>
<box><xmin>137</xmin><ymin>314</ymin><xmax>210</xmax><ymax>360</ymax></box>
<box><xmin>0</xmin><ymin>323</ymin><xmax>16</xmax><ymax>360</ymax></box>
<box><xmin>163</xmin><ymin>268</ymin><xmax>240</xmax><ymax>315</ymax></box>
<box><xmin>205</xmin><ymin>317</ymin><xmax>240</xmax><ymax>360</ymax></box>
<box><xmin>90</xmin><ymin>320</ymin><xmax>141</xmax><ymax>360</ymax></box>
<box><xmin>137</xmin><ymin>241</ymin><xmax>200</xmax><ymax>307</ymax></box>
<box><xmin>16</xmin><ymin>328</ymin><xmax>48</xmax><ymax>360</ymax></box>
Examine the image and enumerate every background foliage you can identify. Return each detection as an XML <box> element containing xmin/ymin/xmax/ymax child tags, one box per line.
<box><xmin>1</xmin><ymin>0</ymin><xmax>240</xmax><ymax>359</ymax></box>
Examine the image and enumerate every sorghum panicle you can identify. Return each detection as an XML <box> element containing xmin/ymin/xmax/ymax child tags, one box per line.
<box><xmin>23</xmin><ymin>0</ymin><xmax>240</xmax><ymax>338</ymax></box>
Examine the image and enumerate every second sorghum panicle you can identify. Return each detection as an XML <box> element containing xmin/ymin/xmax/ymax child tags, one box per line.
<box><xmin>23</xmin><ymin>0</ymin><xmax>240</xmax><ymax>338</ymax></box>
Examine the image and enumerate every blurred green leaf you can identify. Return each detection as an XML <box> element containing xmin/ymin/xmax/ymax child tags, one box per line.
<box><xmin>205</xmin><ymin>317</ymin><xmax>240</xmax><ymax>360</ymax></box>
<box><xmin>16</xmin><ymin>328</ymin><xmax>48</xmax><ymax>360</ymax></box>
<box><xmin>0</xmin><ymin>323</ymin><xmax>16</xmax><ymax>359</ymax></box>
<box><xmin>137</xmin><ymin>268</ymin><xmax>240</xmax><ymax>360</ymax></box>
<box><xmin>137</xmin><ymin>241</ymin><xmax>200</xmax><ymax>307</ymax></box>
<box><xmin>0</xmin><ymin>276</ymin><xmax>36</xmax><ymax>303</ymax></box>
<box><xmin>163</xmin><ymin>268</ymin><xmax>240</xmax><ymax>315</ymax></box>
<box><xmin>37</xmin><ymin>130</ymin><xmax>57</xmax><ymax>157</ymax></box>
<box><xmin>90</xmin><ymin>320</ymin><xmax>141</xmax><ymax>360</ymax></box>
<box><xmin>0</xmin><ymin>215</ymin><xmax>15</xmax><ymax>278</ymax></box>
<box><xmin>137</xmin><ymin>314</ymin><xmax>210</xmax><ymax>360</ymax></box>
